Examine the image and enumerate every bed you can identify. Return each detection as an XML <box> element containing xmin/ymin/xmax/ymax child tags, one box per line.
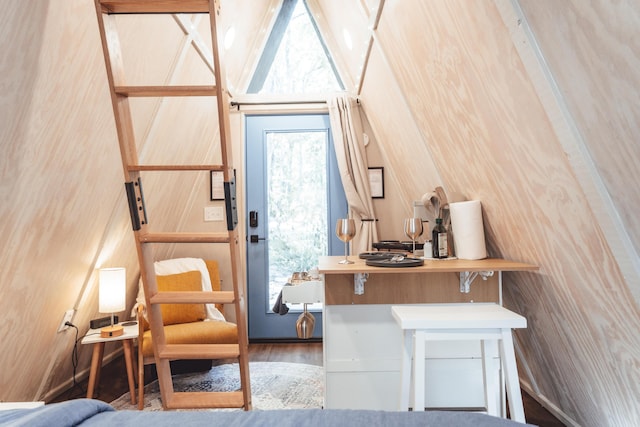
<box><xmin>0</xmin><ymin>399</ymin><xmax>536</xmax><ymax>427</ymax></box>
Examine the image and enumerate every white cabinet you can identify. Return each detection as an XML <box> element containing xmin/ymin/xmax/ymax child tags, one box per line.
<box><xmin>323</xmin><ymin>304</ymin><xmax>499</xmax><ymax>410</ymax></box>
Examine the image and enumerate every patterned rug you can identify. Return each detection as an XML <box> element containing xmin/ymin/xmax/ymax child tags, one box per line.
<box><xmin>110</xmin><ymin>362</ymin><xmax>324</xmax><ymax>411</ymax></box>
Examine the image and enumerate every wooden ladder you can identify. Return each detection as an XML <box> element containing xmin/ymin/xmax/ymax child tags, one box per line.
<box><xmin>93</xmin><ymin>0</ymin><xmax>251</xmax><ymax>410</ymax></box>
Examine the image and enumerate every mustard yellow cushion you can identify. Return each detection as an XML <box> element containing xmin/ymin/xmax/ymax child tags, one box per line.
<box><xmin>141</xmin><ymin>320</ymin><xmax>238</xmax><ymax>357</ymax></box>
<box><xmin>157</xmin><ymin>270</ymin><xmax>206</xmax><ymax>325</ymax></box>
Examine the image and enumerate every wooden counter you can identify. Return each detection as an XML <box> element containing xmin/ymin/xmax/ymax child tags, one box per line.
<box><xmin>319</xmin><ymin>256</ymin><xmax>538</xmax><ymax>305</ymax></box>
<box><xmin>318</xmin><ymin>256</ymin><xmax>538</xmax><ymax>274</ymax></box>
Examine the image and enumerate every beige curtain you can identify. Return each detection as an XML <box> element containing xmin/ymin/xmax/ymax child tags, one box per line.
<box><xmin>327</xmin><ymin>94</ymin><xmax>379</xmax><ymax>254</ymax></box>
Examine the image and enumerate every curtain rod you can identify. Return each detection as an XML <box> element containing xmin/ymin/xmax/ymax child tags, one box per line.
<box><xmin>230</xmin><ymin>100</ymin><xmax>326</xmax><ymax>110</ymax></box>
<box><xmin>229</xmin><ymin>98</ymin><xmax>360</xmax><ymax>110</ymax></box>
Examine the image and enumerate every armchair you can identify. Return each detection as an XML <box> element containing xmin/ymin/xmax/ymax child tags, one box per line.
<box><xmin>136</xmin><ymin>259</ymin><xmax>238</xmax><ymax>409</ymax></box>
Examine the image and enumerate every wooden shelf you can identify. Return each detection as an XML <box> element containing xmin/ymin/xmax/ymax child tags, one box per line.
<box><xmin>318</xmin><ymin>256</ymin><xmax>539</xmax><ymax>274</ymax></box>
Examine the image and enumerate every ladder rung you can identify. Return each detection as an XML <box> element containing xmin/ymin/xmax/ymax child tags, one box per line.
<box><xmin>159</xmin><ymin>343</ymin><xmax>240</xmax><ymax>360</ymax></box>
<box><xmin>99</xmin><ymin>0</ymin><xmax>210</xmax><ymax>14</ymax></box>
<box><xmin>165</xmin><ymin>391</ymin><xmax>245</xmax><ymax>409</ymax></box>
<box><xmin>115</xmin><ymin>85</ymin><xmax>217</xmax><ymax>97</ymax></box>
<box><xmin>150</xmin><ymin>291</ymin><xmax>235</xmax><ymax>305</ymax></box>
<box><xmin>139</xmin><ymin>232</ymin><xmax>230</xmax><ymax>243</ymax></box>
<box><xmin>128</xmin><ymin>164</ymin><xmax>224</xmax><ymax>172</ymax></box>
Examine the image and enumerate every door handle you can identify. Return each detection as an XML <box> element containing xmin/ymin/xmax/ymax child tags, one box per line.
<box><xmin>249</xmin><ymin>235</ymin><xmax>266</xmax><ymax>243</ymax></box>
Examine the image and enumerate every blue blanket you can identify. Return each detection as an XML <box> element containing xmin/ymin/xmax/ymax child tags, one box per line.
<box><xmin>0</xmin><ymin>400</ymin><xmax>113</xmax><ymax>427</ymax></box>
<box><xmin>0</xmin><ymin>399</ymin><xmax>536</xmax><ymax>427</ymax></box>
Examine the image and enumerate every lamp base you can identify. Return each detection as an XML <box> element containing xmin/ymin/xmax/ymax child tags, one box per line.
<box><xmin>100</xmin><ymin>324</ymin><xmax>124</xmax><ymax>338</ymax></box>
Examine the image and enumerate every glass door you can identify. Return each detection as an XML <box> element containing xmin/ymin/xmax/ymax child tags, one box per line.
<box><xmin>245</xmin><ymin>114</ymin><xmax>347</xmax><ymax>339</ymax></box>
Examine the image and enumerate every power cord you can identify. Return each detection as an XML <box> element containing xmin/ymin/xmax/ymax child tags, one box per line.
<box><xmin>66</xmin><ymin>322</ymin><xmax>86</xmax><ymax>397</ymax></box>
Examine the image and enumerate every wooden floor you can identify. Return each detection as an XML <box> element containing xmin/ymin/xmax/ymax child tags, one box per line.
<box><xmin>51</xmin><ymin>342</ymin><xmax>564</xmax><ymax>426</ymax></box>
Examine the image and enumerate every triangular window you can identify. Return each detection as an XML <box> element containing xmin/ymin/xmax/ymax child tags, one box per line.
<box><xmin>247</xmin><ymin>0</ymin><xmax>344</xmax><ymax>94</ymax></box>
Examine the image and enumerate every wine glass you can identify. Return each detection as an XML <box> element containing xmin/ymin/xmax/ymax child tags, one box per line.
<box><xmin>404</xmin><ymin>218</ymin><xmax>424</xmax><ymax>256</ymax></box>
<box><xmin>335</xmin><ymin>218</ymin><xmax>356</xmax><ymax>264</ymax></box>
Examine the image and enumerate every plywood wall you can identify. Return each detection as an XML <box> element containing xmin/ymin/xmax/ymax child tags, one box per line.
<box><xmin>1</xmin><ymin>1</ymin><xmax>639</xmax><ymax>426</ymax></box>
<box><xmin>316</xmin><ymin>0</ymin><xmax>640</xmax><ymax>425</ymax></box>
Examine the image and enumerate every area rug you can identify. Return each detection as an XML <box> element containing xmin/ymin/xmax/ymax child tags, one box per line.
<box><xmin>110</xmin><ymin>362</ymin><xmax>324</xmax><ymax>411</ymax></box>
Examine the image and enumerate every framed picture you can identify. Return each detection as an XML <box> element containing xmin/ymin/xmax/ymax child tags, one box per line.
<box><xmin>210</xmin><ymin>170</ymin><xmax>225</xmax><ymax>200</ymax></box>
<box><xmin>368</xmin><ymin>167</ymin><xmax>384</xmax><ymax>199</ymax></box>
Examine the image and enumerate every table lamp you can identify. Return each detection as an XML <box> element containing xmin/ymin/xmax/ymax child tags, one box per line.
<box><xmin>99</xmin><ymin>267</ymin><xmax>126</xmax><ymax>338</ymax></box>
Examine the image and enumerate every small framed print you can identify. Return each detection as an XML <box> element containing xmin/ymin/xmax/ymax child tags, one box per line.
<box><xmin>210</xmin><ymin>170</ymin><xmax>225</xmax><ymax>200</ymax></box>
<box><xmin>368</xmin><ymin>167</ymin><xmax>384</xmax><ymax>199</ymax></box>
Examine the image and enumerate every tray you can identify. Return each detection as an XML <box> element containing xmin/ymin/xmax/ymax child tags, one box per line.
<box><xmin>365</xmin><ymin>257</ymin><xmax>424</xmax><ymax>268</ymax></box>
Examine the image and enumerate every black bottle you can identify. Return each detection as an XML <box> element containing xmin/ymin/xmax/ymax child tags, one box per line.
<box><xmin>432</xmin><ymin>218</ymin><xmax>448</xmax><ymax>259</ymax></box>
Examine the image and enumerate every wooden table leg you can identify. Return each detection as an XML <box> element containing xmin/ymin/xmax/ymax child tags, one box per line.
<box><xmin>86</xmin><ymin>342</ymin><xmax>105</xmax><ymax>399</ymax></box>
<box><xmin>122</xmin><ymin>339</ymin><xmax>136</xmax><ymax>405</ymax></box>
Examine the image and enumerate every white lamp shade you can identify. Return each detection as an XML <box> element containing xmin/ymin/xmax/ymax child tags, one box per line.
<box><xmin>99</xmin><ymin>267</ymin><xmax>126</xmax><ymax>313</ymax></box>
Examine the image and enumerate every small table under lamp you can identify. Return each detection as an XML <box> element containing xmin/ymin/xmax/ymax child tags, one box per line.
<box><xmin>99</xmin><ymin>267</ymin><xmax>126</xmax><ymax>338</ymax></box>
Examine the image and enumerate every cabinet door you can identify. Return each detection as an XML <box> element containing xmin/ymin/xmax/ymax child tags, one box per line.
<box><xmin>323</xmin><ymin>304</ymin><xmax>500</xmax><ymax>410</ymax></box>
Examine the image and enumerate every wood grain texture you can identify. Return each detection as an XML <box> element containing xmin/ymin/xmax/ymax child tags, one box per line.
<box><xmin>365</xmin><ymin>1</ymin><xmax>640</xmax><ymax>426</ymax></box>
<box><xmin>216</xmin><ymin>0</ymin><xmax>280</xmax><ymax>93</ymax></box>
<box><xmin>308</xmin><ymin>0</ymin><xmax>370</xmax><ymax>92</ymax></box>
<box><xmin>517</xmin><ymin>0</ymin><xmax>640</xmax><ymax>299</ymax></box>
<box><xmin>324</xmin><ymin>271</ymin><xmax>499</xmax><ymax>305</ymax></box>
<box><xmin>0</xmin><ymin>0</ymin><xmax>135</xmax><ymax>401</ymax></box>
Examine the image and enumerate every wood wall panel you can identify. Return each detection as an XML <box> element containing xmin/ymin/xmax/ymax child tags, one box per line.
<box><xmin>368</xmin><ymin>1</ymin><xmax>640</xmax><ymax>426</ymax></box>
<box><xmin>518</xmin><ymin>0</ymin><xmax>640</xmax><ymax>302</ymax></box>
<box><xmin>0</xmin><ymin>0</ymin><xmax>136</xmax><ymax>400</ymax></box>
<box><xmin>359</xmin><ymin>46</ymin><xmax>442</xmax><ymax>237</ymax></box>
<box><xmin>217</xmin><ymin>0</ymin><xmax>280</xmax><ymax>93</ymax></box>
<box><xmin>309</xmin><ymin>0</ymin><xmax>370</xmax><ymax>92</ymax></box>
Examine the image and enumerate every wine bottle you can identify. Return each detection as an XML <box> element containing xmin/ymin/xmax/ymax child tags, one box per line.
<box><xmin>432</xmin><ymin>217</ymin><xmax>448</xmax><ymax>259</ymax></box>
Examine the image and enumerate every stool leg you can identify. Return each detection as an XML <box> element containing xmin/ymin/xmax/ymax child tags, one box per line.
<box><xmin>500</xmin><ymin>329</ymin><xmax>525</xmax><ymax>422</ymax></box>
<box><xmin>412</xmin><ymin>330</ymin><xmax>426</xmax><ymax>411</ymax></box>
<box><xmin>399</xmin><ymin>329</ymin><xmax>413</xmax><ymax>411</ymax></box>
<box><xmin>481</xmin><ymin>339</ymin><xmax>499</xmax><ymax>417</ymax></box>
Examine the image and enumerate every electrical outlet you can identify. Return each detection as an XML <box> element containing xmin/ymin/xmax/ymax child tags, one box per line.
<box><xmin>204</xmin><ymin>206</ymin><xmax>224</xmax><ymax>222</ymax></box>
<box><xmin>57</xmin><ymin>309</ymin><xmax>75</xmax><ymax>332</ymax></box>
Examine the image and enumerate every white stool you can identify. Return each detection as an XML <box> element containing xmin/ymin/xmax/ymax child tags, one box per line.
<box><xmin>391</xmin><ymin>303</ymin><xmax>527</xmax><ymax>423</ymax></box>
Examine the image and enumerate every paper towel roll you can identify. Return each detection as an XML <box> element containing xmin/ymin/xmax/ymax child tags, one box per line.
<box><xmin>449</xmin><ymin>200</ymin><xmax>487</xmax><ymax>260</ymax></box>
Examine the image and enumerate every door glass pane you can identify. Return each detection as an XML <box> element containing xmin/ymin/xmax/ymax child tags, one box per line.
<box><xmin>266</xmin><ymin>130</ymin><xmax>327</xmax><ymax>309</ymax></box>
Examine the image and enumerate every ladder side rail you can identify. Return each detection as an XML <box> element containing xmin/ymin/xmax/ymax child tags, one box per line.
<box><xmin>141</xmin><ymin>243</ymin><xmax>175</xmax><ymax>404</ymax></box>
<box><xmin>207</xmin><ymin>1</ymin><xmax>252</xmax><ymax>410</ymax></box>
<box><xmin>208</xmin><ymin>1</ymin><xmax>233</xmax><ymax>182</ymax></box>
<box><xmin>95</xmin><ymin>3</ymin><xmax>171</xmax><ymax>403</ymax></box>
<box><xmin>94</xmin><ymin>1</ymin><xmax>140</xmax><ymax>178</ymax></box>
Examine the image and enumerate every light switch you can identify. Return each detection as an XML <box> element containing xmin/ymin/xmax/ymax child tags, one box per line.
<box><xmin>204</xmin><ymin>206</ymin><xmax>224</xmax><ymax>222</ymax></box>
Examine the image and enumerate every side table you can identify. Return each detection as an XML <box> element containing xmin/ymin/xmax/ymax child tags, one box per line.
<box><xmin>81</xmin><ymin>322</ymin><xmax>138</xmax><ymax>404</ymax></box>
